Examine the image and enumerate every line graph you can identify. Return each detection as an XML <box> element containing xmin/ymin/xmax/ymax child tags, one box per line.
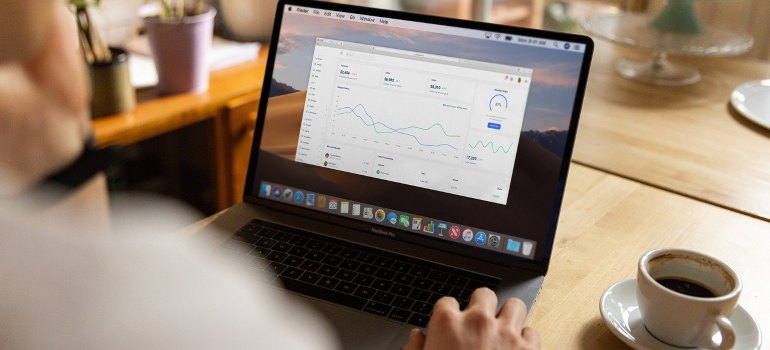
<box><xmin>468</xmin><ymin>140</ymin><xmax>515</xmax><ymax>154</ymax></box>
<box><xmin>335</xmin><ymin>104</ymin><xmax>460</xmax><ymax>150</ymax></box>
<box><xmin>329</xmin><ymin>83</ymin><xmax>469</xmax><ymax>154</ymax></box>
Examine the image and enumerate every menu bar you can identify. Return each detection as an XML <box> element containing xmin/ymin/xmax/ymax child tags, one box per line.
<box><xmin>285</xmin><ymin>5</ymin><xmax>586</xmax><ymax>53</ymax></box>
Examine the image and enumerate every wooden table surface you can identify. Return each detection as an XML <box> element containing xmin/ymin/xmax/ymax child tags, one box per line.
<box><xmin>92</xmin><ymin>49</ymin><xmax>268</xmax><ymax>147</ymax></box>
<box><xmin>531</xmin><ymin>163</ymin><xmax>769</xmax><ymax>349</ymax></box>
<box><xmin>573</xmin><ymin>40</ymin><xmax>770</xmax><ymax>221</ymax></box>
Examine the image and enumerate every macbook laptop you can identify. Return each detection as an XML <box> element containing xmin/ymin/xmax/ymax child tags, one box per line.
<box><xmin>209</xmin><ymin>1</ymin><xmax>593</xmax><ymax>348</ymax></box>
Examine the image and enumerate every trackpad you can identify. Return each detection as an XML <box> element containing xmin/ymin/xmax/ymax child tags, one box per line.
<box><xmin>302</xmin><ymin>297</ymin><xmax>408</xmax><ymax>349</ymax></box>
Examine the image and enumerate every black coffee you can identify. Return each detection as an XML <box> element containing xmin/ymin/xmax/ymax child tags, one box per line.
<box><xmin>656</xmin><ymin>278</ymin><xmax>716</xmax><ymax>298</ymax></box>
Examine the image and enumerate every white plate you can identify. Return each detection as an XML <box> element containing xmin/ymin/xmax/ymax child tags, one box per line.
<box><xmin>600</xmin><ymin>279</ymin><xmax>762</xmax><ymax>350</ymax></box>
<box><xmin>731</xmin><ymin>80</ymin><xmax>770</xmax><ymax>131</ymax></box>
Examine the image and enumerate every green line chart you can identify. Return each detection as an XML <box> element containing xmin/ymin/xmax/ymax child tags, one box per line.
<box><xmin>468</xmin><ymin>140</ymin><xmax>516</xmax><ymax>154</ymax></box>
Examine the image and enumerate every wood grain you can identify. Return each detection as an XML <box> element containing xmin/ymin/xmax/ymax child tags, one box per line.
<box><xmin>573</xmin><ymin>40</ymin><xmax>770</xmax><ymax>221</ymax></box>
<box><xmin>531</xmin><ymin>163</ymin><xmax>770</xmax><ymax>349</ymax></box>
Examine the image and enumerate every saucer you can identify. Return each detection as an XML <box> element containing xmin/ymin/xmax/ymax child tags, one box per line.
<box><xmin>599</xmin><ymin>279</ymin><xmax>762</xmax><ymax>350</ymax></box>
<box><xmin>731</xmin><ymin>80</ymin><xmax>770</xmax><ymax>131</ymax></box>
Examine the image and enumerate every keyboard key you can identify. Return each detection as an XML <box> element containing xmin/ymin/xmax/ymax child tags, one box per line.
<box><xmin>284</xmin><ymin>256</ymin><xmax>304</xmax><ymax>267</ymax></box>
<box><xmin>340</xmin><ymin>259</ymin><xmax>360</xmax><ymax>271</ymax></box>
<box><xmin>281</xmin><ymin>267</ymin><xmax>303</xmax><ymax>280</ymax></box>
<box><xmin>260</xmin><ymin>228</ymin><xmax>278</xmax><ymax>238</ymax></box>
<box><xmin>371</xmin><ymin>279</ymin><xmax>393</xmax><ymax>291</ymax></box>
<box><xmin>429</xmin><ymin>271</ymin><xmax>449</xmax><ymax>283</ymax></box>
<box><xmin>395</xmin><ymin>273</ymin><xmax>415</xmax><ymax>285</ymax></box>
<box><xmin>392</xmin><ymin>296</ymin><xmax>414</xmax><ymax>309</ymax></box>
<box><xmin>317</xmin><ymin>276</ymin><xmax>339</xmax><ymax>290</ymax></box>
<box><xmin>268</xmin><ymin>262</ymin><xmax>287</xmax><ymax>275</ymax></box>
<box><xmin>239</xmin><ymin>222</ymin><xmax>261</xmax><ymax>234</ymax></box>
<box><xmin>335</xmin><ymin>281</ymin><xmax>357</xmax><ymax>294</ymax></box>
<box><xmin>272</xmin><ymin>242</ymin><xmax>292</xmax><ymax>252</ymax></box>
<box><xmin>353</xmin><ymin>274</ymin><xmax>374</xmax><ymax>286</ymax></box>
<box><xmin>299</xmin><ymin>271</ymin><xmax>322</xmax><ymax>284</ymax></box>
<box><xmin>318</xmin><ymin>265</ymin><xmax>339</xmax><ymax>277</ymax></box>
<box><xmin>413</xmin><ymin>278</ymin><xmax>433</xmax><ymax>291</ymax></box>
<box><xmin>372</xmin><ymin>291</ymin><xmax>395</xmax><ymax>304</ymax></box>
<box><xmin>411</xmin><ymin>301</ymin><xmax>432</xmax><ymax>315</ymax></box>
<box><xmin>408</xmin><ymin>313</ymin><xmax>430</xmax><ymax>328</ymax></box>
<box><xmin>446</xmin><ymin>275</ymin><xmax>468</xmax><ymax>288</ymax></box>
<box><xmin>282</xmin><ymin>278</ymin><xmax>366</xmax><ymax>310</ymax></box>
<box><xmin>449</xmin><ymin>287</ymin><xmax>471</xmax><ymax>301</ymax></box>
<box><xmin>305</xmin><ymin>240</ymin><xmax>325</xmax><ymax>251</ymax></box>
<box><xmin>274</xmin><ymin>231</ymin><xmax>292</xmax><ymax>241</ymax></box>
<box><xmin>374</xmin><ymin>257</ymin><xmax>394</xmax><ymax>269</ymax></box>
<box><xmin>306</xmin><ymin>251</ymin><xmax>326</xmax><ymax>262</ymax></box>
<box><xmin>335</xmin><ymin>269</ymin><xmax>356</xmax><ymax>281</ymax></box>
<box><xmin>289</xmin><ymin>236</ymin><xmax>309</xmax><ymax>246</ymax></box>
<box><xmin>253</xmin><ymin>246</ymin><xmax>270</xmax><ymax>257</ymax></box>
<box><xmin>255</xmin><ymin>237</ymin><xmax>276</xmax><ymax>249</ymax></box>
<box><xmin>288</xmin><ymin>246</ymin><xmax>309</xmax><ymax>257</ymax></box>
<box><xmin>430</xmin><ymin>283</ymin><xmax>452</xmax><ymax>295</ymax></box>
<box><xmin>466</xmin><ymin>279</ymin><xmax>493</xmax><ymax>291</ymax></box>
<box><xmin>410</xmin><ymin>266</ymin><xmax>431</xmax><ymax>278</ymax></box>
<box><xmin>363</xmin><ymin>301</ymin><xmax>392</xmax><ymax>317</ymax></box>
<box><xmin>339</xmin><ymin>248</ymin><xmax>359</xmax><ymax>260</ymax></box>
<box><xmin>388</xmin><ymin>308</ymin><xmax>411</xmax><ymax>322</ymax></box>
<box><xmin>409</xmin><ymin>288</ymin><xmax>432</xmax><ymax>302</ymax></box>
<box><xmin>353</xmin><ymin>286</ymin><xmax>375</xmax><ymax>299</ymax></box>
<box><xmin>427</xmin><ymin>293</ymin><xmax>443</xmax><ymax>304</ymax></box>
<box><xmin>266</xmin><ymin>251</ymin><xmax>288</xmax><ymax>263</ymax></box>
<box><xmin>356</xmin><ymin>252</ymin><xmax>377</xmax><ymax>264</ymax></box>
<box><xmin>299</xmin><ymin>260</ymin><xmax>321</xmax><ymax>272</ymax></box>
<box><xmin>374</xmin><ymin>269</ymin><xmax>395</xmax><ymax>280</ymax></box>
<box><xmin>357</xmin><ymin>264</ymin><xmax>377</xmax><ymax>275</ymax></box>
<box><xmin>321</xmin><ymin>244</ymin><xmax>342</xmax><ymax>255</ymax></box>
<box><xmin>392</xmin><ymin>261</ymin><xmax>413</xmax><ymax>273</ymax></box>
<box><xmin>391</xmin><ymin>284</ymin><xmax>412</xmax><ymax>296</ymax></box>
<box><xmin>321</xmin><ymin>255</ymin><xmax>343</xmax><ymax>266</ymax></box>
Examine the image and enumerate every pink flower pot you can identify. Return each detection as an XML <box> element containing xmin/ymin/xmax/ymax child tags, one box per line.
<box><xmin>144</xmin><ymin>5</ymin><xmax>216</xmax><ymax>95</ymax></box>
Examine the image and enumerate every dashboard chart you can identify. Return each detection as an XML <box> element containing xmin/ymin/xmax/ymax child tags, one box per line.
<box><xmin>295</xmin><ymin>38</ymin><xmax>532</xmax><ymax>204</ymax></box>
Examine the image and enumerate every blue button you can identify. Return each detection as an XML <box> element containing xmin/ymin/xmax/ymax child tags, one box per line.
<box><xmin>475</xmin><ymin>231</ymin><xmax>487</xmax><ymax>245</ymax></box>
<box><xmin>487</xmin><ymin>122</ymin><xmax>501</xmax><ymax>130</ymax></box>
<box><xmin>506</xmin><ymin>239</ymin><xmax>521</xmax><ymax>252</ymax></box>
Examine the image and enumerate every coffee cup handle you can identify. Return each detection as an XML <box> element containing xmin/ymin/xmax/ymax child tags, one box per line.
<box><xmin>693</xmin><ymin>315</ymin><xmax>736</xmax><ymax>350</ymax></box>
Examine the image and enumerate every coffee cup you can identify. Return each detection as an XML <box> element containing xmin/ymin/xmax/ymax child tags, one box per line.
<box><xmin>636</xmin><ymin>248</ymin><xmax>741</xmax><ymax>349</ymax></box>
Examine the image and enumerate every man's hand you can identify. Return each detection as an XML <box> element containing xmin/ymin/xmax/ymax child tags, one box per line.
<box><xmin>0</xmin><ymin>1</ymin><xmax>90</xmax><ymax>194</ymax></box>
<box><xmin>403</xmin><ymin>288</ymin><xmax>540</xmax><ymax>350</ymax></box>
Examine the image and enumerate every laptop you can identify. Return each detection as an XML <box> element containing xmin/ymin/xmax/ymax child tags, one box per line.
<box><xmin>209</xmin><ymin>0</ymin><xmax>593</xmax><ymax>348</ymax></box>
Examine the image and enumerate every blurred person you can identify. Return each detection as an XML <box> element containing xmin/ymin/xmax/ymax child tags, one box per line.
<box><xmin>0</xmin><ymin>1</ymin><xmax>540</xmax><ymax>349</ymax></box>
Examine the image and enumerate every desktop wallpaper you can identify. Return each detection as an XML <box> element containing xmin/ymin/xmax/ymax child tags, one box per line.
<box><xmin>269</xmin><ymin>11</ymin><xmax>585</xmax><ymax>157</ymax></box>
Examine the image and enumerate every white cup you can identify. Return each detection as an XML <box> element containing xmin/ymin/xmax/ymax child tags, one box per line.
<box><xmin>636</xmin><ymin>248</ymin><xmax>741</xmax><ymax>349</ymax></box>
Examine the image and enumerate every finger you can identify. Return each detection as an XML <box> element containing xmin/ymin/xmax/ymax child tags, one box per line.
<box><xmin>402</xmin><ymin>328</ymin><xmax>426</xmax><ymax>350</ymax></box>
<box><xmin>433</xmin><ymin>295</ymin><xmax>460</xmax><ymax>313</ymax></box>
<box><xmin>522</xmin><ymin>326</ymin><xmax>541</xmax><ymax>347</ymax></box>
<box><xmin>497</xmin><ymin>297</ymin><xmax>527</xmax><ymax>326</ymax></box>
<box><xmin>466</xmin><ymin>287</ymin><xmax>497</xmax><ymax>314</ymax></box>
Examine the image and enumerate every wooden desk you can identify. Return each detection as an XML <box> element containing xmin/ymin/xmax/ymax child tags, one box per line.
<box><xmin>532</xmin><ymin>163</ymin><xmax>769</xmax><ymax>349</ymax></box>
<box><xmin>573</xmin><ymin>41</ymin><xmax>770</xmax><ymax>221</ymax></box>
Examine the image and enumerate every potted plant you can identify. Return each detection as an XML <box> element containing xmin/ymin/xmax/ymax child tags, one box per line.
<box><xmin>143</xmin><ymin>0</ymin><xmax>217</xmax><ymax>95</ymax></box>
<box><xmin>70</xmin><ymin>0</ymin><xmax>136</xmax><ymax>117</ymax></box>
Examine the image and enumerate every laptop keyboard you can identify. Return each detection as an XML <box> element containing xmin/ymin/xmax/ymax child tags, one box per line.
<box><xmin>228</xmin><ymin>220</ymin><xmax>499</xmax><ymax>328</ymax></box>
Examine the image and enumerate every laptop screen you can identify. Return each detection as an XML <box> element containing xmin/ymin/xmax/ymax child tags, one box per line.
<box><xmin>246</xmin><ymin>0</ymin><xmax>592</xmax><ymax>269</ymax></box>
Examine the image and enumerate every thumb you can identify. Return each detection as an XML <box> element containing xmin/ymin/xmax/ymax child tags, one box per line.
<box><xmin>403</xmin><ymin>328</ymin><xmax>426</xmax><ymax>350</ymax></box>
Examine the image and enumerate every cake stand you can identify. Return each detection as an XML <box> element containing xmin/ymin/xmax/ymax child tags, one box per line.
<box><xmin>582</xmin><ymin>4</ymin><xmax>753</xmax><ymax>86</ymax></box>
